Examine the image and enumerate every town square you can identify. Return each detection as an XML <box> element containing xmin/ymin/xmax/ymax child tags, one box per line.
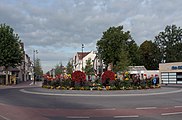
<box><xmin>1</xmin><ymin>0</ymin><xmax>182</xmax><ymax>120</ymax></box>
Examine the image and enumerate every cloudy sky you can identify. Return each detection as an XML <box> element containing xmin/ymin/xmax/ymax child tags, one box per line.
<box><xmin>1</xmin><ymin>0</ymin><xmax>182</xmax><ymax>72</ymax></box>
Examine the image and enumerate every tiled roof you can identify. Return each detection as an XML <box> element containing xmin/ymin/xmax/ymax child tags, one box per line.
<box><xmin>77</xmin><ymin>52</ymin><xmax>90</xmax><ymax>60</ymax></box>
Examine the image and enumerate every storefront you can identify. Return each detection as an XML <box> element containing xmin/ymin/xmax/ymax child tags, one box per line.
<box><xmin>159</xmin><ymin>62</ymin><xmax>182</xmax><ymax>84</ymax></box>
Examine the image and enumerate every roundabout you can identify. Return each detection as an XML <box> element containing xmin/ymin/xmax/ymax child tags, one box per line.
<box><xmin>20</xmin><ymin>86</ymin><xmax>182</xmax><ymax>97</ymax></box>
<box><xmin>1</xmin><ymin>85</ymin><xmax>182</xmax><ymax>120</ymax></box>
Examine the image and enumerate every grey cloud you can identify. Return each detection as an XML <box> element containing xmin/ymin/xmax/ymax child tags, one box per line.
<box><xmin>1</xmin><ymin>0</ymin><xmax>182</xmax><ymax>72</ymax></box>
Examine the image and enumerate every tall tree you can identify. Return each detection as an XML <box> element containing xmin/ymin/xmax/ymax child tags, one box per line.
<box><xmin>139</xmin><ymin>40</ymin><xmax>161</xmax><ymax>70</ymax></box>
<box><xmin>0</xmin><ymin>24</ymin><xmax>23</xmax><ymax>85</ymax></box>
<box><xmin>34</xmin><ymin>58</ymin><xmax>43</xmax><ymax>77</ymax></box>
<box><xmin>154</xmin><ymin>25</ymin><xmax>182</xmax><ymax>63</ymax></box>
<box><xmin>97</xmin><ymin>26</ymin><xmax>135</xmax><ymax>72</ymax></box>
<box><xmin>66</xmin><ymin>61</ymin><xmax>73</xmax><ymax>74</ymax></box>
<box><xmin>126</xmin><ymin>40</ymin><xmax>140</xmax><ymax>66</ymax></box>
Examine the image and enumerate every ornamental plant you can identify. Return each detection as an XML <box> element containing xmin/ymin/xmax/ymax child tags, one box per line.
<box><xmin>71</xmin><ymin>71</ymin><xmax>86</xmax><ymax>82</ymax></box>
<box><xmin>101</xmin><ymin>71</ymin><xmax>115</xmax><ymax>83</ymax></box>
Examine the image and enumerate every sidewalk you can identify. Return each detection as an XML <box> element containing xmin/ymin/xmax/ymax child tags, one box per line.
<box><xmin>161</xmin><ymin>83</ymin><xmax>182</xmax><ymax>88</ymax></box>
<box><xmin>0</xmin><ymin>81</ymin><xmax>42</xmax><ymax>89</ymax></box>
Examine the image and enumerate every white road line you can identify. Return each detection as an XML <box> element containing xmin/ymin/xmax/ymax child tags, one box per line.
<box><xmin>136</xmin><ymin>107</ymin><xmax>157</xmax><ymax>110</ymax></box>
<box><xmin>161</xmin><ymin>112</ymin><xmax>182</xmax><ymax>116</ymax></box>
<box><xmin>95</xmin><ymin>108</ymin><xmax>116</xmax><ymax>110</ymax></box>
<box><xmin>114</xmin><ymin>115</ymin><xmax>139</xmax><ymax>118</ymax></box>
<box><xmin>174</xmin><ymin>106</ymin><xmax>182</xmax><ymax>108</ymax></box>
<box><xmin>66</xmin><ymin>116</ymin><xmax>90</xmax><ymax>119</ymax></box>
<box><xmin>0</xmin><ymin>115</ymin><xmax>11</xmax><ymax>120</ymax></box>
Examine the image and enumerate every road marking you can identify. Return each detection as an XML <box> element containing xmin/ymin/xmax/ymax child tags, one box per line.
<box><xmin>114</xmin><ymin>115</ymin><xmax>139</xmax><ymax>118</ymax></box>
<box><xmin>174</xmin><ymin>106</ymin><xmax>182</xmax><ymax>108</ymax></box>
<box><xmin>20</xmin><ymin>88</ymin><xmax>182</xmax><ymax>97</ymax></box>
<box><xmin>0</xmin><ymin>103</ymin><xmax>6</xmax><ymax>106</ymax></box>
<box><xmin>66</xmin><ymin>116</ymin><xmax>90</xmax><ymax>119</ymax></box>
<box><xmin>0</xmin><ymin>115</ymin><xmax>11</xmax><ymax>120</ymax></box>
<box><xmin>95</xmin><ymin>108</ymin><xmax>116</xmax><ymax>110</ymax></box>
<box><xmin>161</xmin><ymin>112</ymin><xmax>182</xmax><ymax>116</ymax></box>
<box><xmin>136</xmin><ymin>107</ymin><xmax>157</xmax><ymax>110</ymax></box>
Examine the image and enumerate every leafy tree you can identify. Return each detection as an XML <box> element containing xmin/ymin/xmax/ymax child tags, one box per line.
<box><xmin>139</xmin><ymin>40</ymin><xmax>161</xmax><ymax>70</ymax></box>
<box><xmin>127</xmin><ymin>41</ymin><xmax>140</xmax><ymax>66</ymax></box>
<box><xmin>154</xmin><ymin>25</ymin><xmax>182</xmax><ymax>63</ymax></box>
<box><xmin>55</xmin><ymin>63</ymin><xmax>63</xmax><ymax>76</ymax></box>
<box><xmin>84</xmin><ymin>58</ymin><xmax>94</xmax><ymax>77</ymax></box>
<box><xmin>66</xmin><ymin>61</ymin><xmax>73</xmax><ymax>74</ymax></box>
<box><xmin>0</xmin><ymin>24</ymin><xmax>23</xmax><ymax>85</ymax></box>
<box><xmin>97</xmin><ymin>26</ymin><xmax>135</xmax><ymax>72</ymax></box>
<box><xmin>34</xmin><ymin>58</ymin><xmax>43</xmax><ymax>77</ymax></box>
<box><xmin>113</xmin><ymin>49</ymin><xmax>130</xmax><ymax>72</ymax></box>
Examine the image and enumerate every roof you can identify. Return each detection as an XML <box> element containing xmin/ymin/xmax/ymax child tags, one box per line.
<box><xmin>128</xmin><ymin>66</ymin><xmax>147</xmax><ymax>71</ymax></box>
<box><xmin>77</xmin><ymin>52</ymin><xmax>90</xmax><ymax>60</ymax></box>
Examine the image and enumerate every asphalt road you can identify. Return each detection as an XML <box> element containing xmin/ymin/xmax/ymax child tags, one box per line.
<box><xmin>0</xmin><ymin>83</ymin><xmax>182</xmax><ymax>120</ymax></box>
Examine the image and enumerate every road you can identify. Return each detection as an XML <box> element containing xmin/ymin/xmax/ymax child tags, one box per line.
<box><xmin>0</xmin><ymin>83</ymin><xmax>182</xmax><ymax>120</ymax></box>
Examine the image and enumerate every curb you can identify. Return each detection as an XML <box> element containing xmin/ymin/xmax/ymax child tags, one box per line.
<box><xmin>20</xmin><ymin>88</ymin><xmax>182</xmax><ymax>97</ymax></box>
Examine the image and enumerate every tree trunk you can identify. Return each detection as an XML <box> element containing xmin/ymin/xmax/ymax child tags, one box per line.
<box><xmin>5</xmin><ymin>68</ymin><xmax>9</xmax><ymax>85</ymax></box>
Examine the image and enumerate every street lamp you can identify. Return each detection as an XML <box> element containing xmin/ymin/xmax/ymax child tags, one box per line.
<box><xmin>33</xmin><ymin>49</ymin><xmax>38</xmax><ymax>84</ymax></box>
<box><xmin>82</xmin><ymin>44</ymin><xmax>84</xmax><ymax>71</ymax></box>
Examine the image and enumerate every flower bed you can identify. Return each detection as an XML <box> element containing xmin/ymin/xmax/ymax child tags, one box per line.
<box><xmin>42</xmin><ymin>71</ymin><xmax>161</xmax><ymax>91</ymax></box>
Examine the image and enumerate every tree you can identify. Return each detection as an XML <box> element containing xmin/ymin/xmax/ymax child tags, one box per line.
<box><xmin>113</xmin><ymin>49</ymin><xmax>130</xmax><ymax>72</ymax></box>
<box><xmin>139</xmin><ymin>40</ymin><xmax>161</xmax><ymax>70</ymax></box>
<box><xmin>127</xmin><ymin>41</ymin><xmax>140</xmax><ymax>66</ymax></box>
<box><xmin>66</xmin><ymin>61</ymin><xmax>73</xmax><ymax>74</ymax></box>
<box><xmin>0</xmin><ymin>24</ymin><xmax>23</xmax><ymax>85</ymax></box>
<box><xmin>84</xmin><ymin>58</ymin><xmax>94</xmax><ymax>80</ymax></box>
<box><xmin>97</xmin><ymin>26</ymin><xmax>134</xmax><ymax>72</ymax></box>
<box><xmin>154</xmin><ymin>25</ymin><xmax>182</xmax><ymax>63</ymax></box>
<box><xmin>55</xmin><ymin>63</ymin><xmax>63</xmax><ymax>76</ymax></box>
<box><xmin>34</xmin><ymin>58</ymin><xmax>43</xmax><ymax>78</ymax></box>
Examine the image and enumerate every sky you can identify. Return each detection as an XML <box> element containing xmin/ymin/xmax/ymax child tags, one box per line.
<box><xmin>1</xmin><ymin>0</ymin><xmax>182</xmax><ymax>73</ymax></box>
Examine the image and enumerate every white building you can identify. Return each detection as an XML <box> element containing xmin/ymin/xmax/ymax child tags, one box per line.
<box><xmin>159</xmin><ymin>62</ymin><xmax>182</xmax><ymax>84</ymax></box>
<box><xmin>73</xmin><ymin>50</ymin><xmax>97</xmax><ymax>71</ymax></box>
<box><xmin>128</xmin><ymin>66</ymin><xmax>159</xmax><ymax>80</ymax></box>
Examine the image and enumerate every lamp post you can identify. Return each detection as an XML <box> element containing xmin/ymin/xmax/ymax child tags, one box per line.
<box><xmin>82</xmin><ymin>44</ymin><xmax>84</xmax><ymax>71</ymax></box>
<box><xmin>33</xmin><ymin>49</ymin><xmax>38</xmax><ymax>84</ymax></box>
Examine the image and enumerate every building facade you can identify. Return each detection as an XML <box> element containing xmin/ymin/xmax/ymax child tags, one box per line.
<box><xmin>0</xmin><ymin>43</ymin><xmax>33</xmax><ymax>85</ymax></box>
<box><xmin>159</xmin><ymin>62</ymin><xmax>182</xmax><ymax>84</ymax></box>
<box><xmin>73</xmin><ymin>51</ymin><xmax>97</xmax><ymax>71</ymax></box>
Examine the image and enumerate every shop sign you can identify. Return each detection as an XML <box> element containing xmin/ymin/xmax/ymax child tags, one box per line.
<box><xmin>171</xmin><ymin>66</ymin><xmax>182</xmax><ymax>70</ymax></box>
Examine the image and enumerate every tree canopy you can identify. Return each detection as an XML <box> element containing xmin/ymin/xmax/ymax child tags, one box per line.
<box><xmin>34</xmin><ymin>58</ymin><xmax>43</xmax><ymax>76</ymax></box>
<box><xmin>0</xmin><ymin>24</ymin><xmax>23</xmax><ymax>68</ymax></box>
<box><xmin>55</xmin><ymin>63</ymin><xmax>63</xmax><ymax>76</ymax></box>
<box><xmin>96</xmin><ymin>26</ymin><xmax>137</xmax><ymax>72</ymax></box>
<box><xmin>66</xmin><ymin>61</ymin><xmax>73</xmax><ymax>74</ymax></box>
<box><xmin>154</xmin><ymin>25</ymin><xmax>182</xmax><ymax>63</ymax></box>
<box><xmin>0</xmin><ymin>24</ymin><xmax>23</xmax><ymax>84</ymax></box>
<box><xmin>84</xmin><ymin>58</ymin><xmax>94</xmax><ymax>75</ymax></box>
<box><xmin>139</xmin><ymin>40</ymin><xmax>161</xmax><ymax>70</ymax></box>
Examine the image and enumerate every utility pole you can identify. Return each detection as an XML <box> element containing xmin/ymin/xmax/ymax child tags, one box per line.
<box><xmin>82</xmin><ymin>44</ymin><xmax>84</xmax><ymax>71</ymax></box>
<box><xmin>33</xmin><ymin>50</ymin><xmax>38</xmax><ymax>84</ymax></box>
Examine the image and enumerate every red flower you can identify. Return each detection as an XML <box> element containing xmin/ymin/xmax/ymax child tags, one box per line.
<box><xmin>71</xmin><ymin>71</ymin><xmax>86</xmax><ymax>82</ymax></box>
<box><xmin>101</xmin><ymin>71</ymin><xmax>115</xmax><ymax>83</ymax></box>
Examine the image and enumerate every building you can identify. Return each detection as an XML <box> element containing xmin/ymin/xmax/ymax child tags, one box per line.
<box><xmin>128</xmin><ymin>66</ymin><xmax>159</xmax><ymax>80</ymax></box>
<box><xmin>159</xmin><ymin>62</ymin><xmax>182</xmax><ymax>84</ymax></box>
<box><xmin>0</xmin><ymin>43</ymin><xmax>33</xmax><ymax>85</ymax></box>
<box><xmin>73</xmin><ymin>51</ymin><xmax>97</xmax><ymax>71</ymax></box>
